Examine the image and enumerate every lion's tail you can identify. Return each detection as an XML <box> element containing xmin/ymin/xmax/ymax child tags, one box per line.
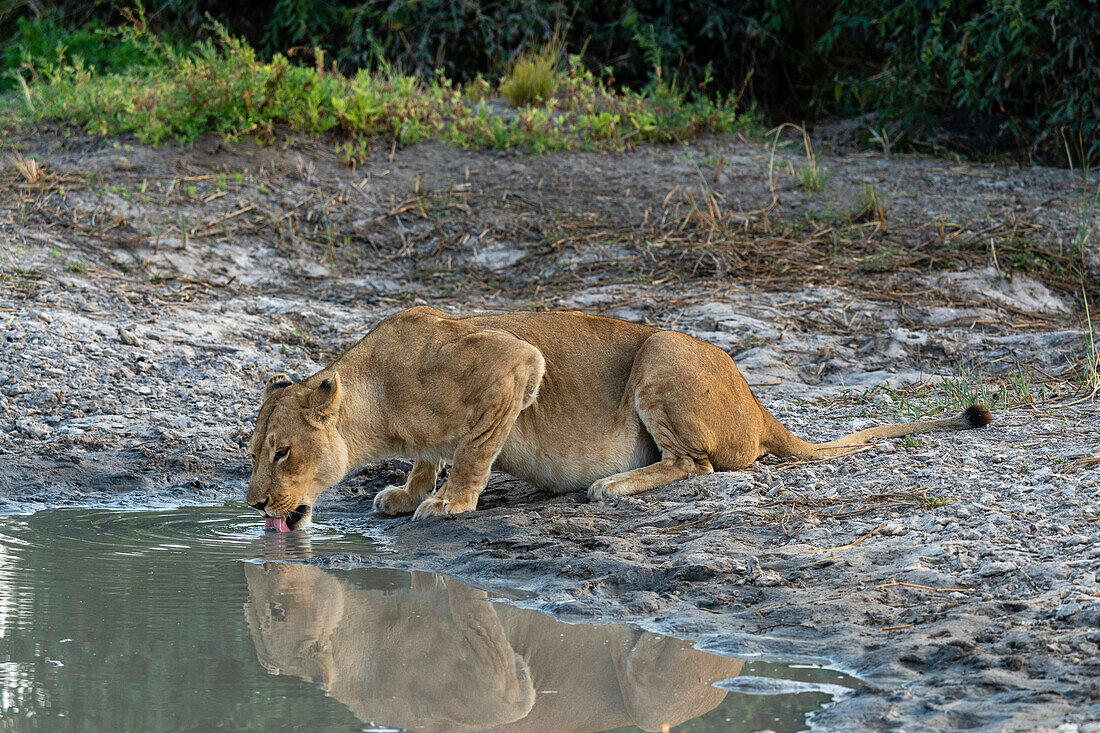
<box><xmin>763</xmin><ymin>404</ymin><xmax>993</xmax><ymax>460</ymax></box>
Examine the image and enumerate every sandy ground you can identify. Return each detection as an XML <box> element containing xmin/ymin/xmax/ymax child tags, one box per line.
<box><xmin>2</xmin><ymin>128</ymin><xmax>1099</xmax><ymax>731</ymax></box>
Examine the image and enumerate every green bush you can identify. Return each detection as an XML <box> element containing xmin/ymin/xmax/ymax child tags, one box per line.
<box><xmin>27</xmin><ymin>27</ymin><xmax>446</xmax><ymax>144</ymax></box>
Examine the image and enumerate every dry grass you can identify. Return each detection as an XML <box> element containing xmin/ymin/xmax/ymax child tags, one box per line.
<box><xmin>757</xmin><ymin>488</ymin><xmax>952</xmax><ymax>535</ymax></box>
<box><xmin>0</xmin><ymin>125</ymin><xmax>1092</xmax><ymax>339</ymax></box>
<box><xmin>852</xmin><ymin>183</ymin><xmax>886</xmax><ymax>230</ymax></box>
<box><xmin>767</xmin><ymin>123</ymin><xmax>824</xmax><ymax>194</ymax></box>
<box><xmin>1070</xmin><ymin>287</ymin><xmax>1099</xmax><ymax>402</ymax></box>
<box><xmin>10</xmin><ymin>153</ymin><xmax>43</xmax><ymax>185</ymax></box>
<box><xmin>679</xmin><ymin>180</ymin><xmax>733</xmax><ymax>241</ymax></box>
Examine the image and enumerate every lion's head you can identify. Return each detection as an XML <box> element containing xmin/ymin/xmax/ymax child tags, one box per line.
<box><xmin>247</xmin><ymin>372</ymin><xmax>349</xmax><ymax>531</ymax></box>
<box><xmin>243</xmin><ymin>562</ymin><xmax>346</xmax><ymax>687</ymax></box>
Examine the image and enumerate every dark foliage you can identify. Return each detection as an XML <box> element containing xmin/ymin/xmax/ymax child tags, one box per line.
<box><xmin>822</xmin><ymin>0</ymin><xmax>1100</xmax><ymax>163</ymax></box>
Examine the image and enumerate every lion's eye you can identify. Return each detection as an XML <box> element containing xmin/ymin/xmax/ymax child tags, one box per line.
<box><xmin>273</xmin><ymin>446</ymin><xmax>290</xmax><ymax>462</ymax></box>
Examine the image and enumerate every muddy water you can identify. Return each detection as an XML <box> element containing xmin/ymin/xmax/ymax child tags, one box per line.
<box><xmin>0</xmin><ymin>508</ymin><xmax>858</xmax><ymax>732</ymax></box>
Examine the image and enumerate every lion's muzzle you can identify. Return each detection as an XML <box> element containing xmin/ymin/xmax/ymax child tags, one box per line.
<box><xmin>259</xmin><ymin>503</ymin><xmax>311</xmax><ymax>533</ymax></box>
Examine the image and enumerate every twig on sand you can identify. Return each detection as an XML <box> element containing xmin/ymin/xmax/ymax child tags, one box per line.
<box><xmin>881</xmin><ymin>623</ymin><xmax>914</xmax><ymax>631</ymax></box>
<box><xmin>1067</xmin><ymin>454</ymin><xmax>1100</xmax><ymax>470</ymax></box>
<box><xmin>190</xmin><ymin>204</ymin><xmax>253</xmax><ymax>235</ymax></box>
<box><xmin>804</xmin><ymin>523</ymin><xmax>884</xmax><ymax>554</ymax></box>
<box><xmin>759</xmin><ymin>489</ymin><xmax>940</xmax><ymax>528</ymax></box>
<box><xmin>798</xmin><ymin>553</ymin><xmax>842</xmax><ymax>568</ymax></box>
<box><xmin>876</xmin><ymin>581</ymin><xmax>972</xmax><ymax>593</ymax></box>
<box><xmin>643</xmin><ymin>510</ymin><xmax>729</xmax><ymax>534</ymax></box>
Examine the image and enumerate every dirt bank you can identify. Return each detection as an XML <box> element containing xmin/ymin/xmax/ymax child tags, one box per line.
<box><xmin>1</xmin><ymin>129</ymin><xmax>1098</xmax><ymax>731</ymax></box>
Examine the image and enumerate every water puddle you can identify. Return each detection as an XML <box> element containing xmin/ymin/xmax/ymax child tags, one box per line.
<box><xmin>0</xmin><ymin>507</ymin><xmax>859</xmax><ymax>731</ymax></box>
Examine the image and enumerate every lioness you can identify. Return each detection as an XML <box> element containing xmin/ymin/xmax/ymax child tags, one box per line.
<box><xmin>247</xmin><ymin>306</ymin><xmax>991</xmax><ymax>530</ymax></box>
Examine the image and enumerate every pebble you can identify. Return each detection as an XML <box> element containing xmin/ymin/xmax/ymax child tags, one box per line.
<box><xmin>978</xmin><ymin>561</ymin><xmax>1015</xmax><ymax>577</ymax></box>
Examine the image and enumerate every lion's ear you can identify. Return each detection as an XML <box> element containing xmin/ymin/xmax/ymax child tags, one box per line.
<box><xmin>265</xmin><ymin>373</ymin><xmax>293</xmax><ymax>400</ymax></box>
<box><xmin>307</xmin><ymin>373</ymin><xmax>342</xmax><ymax>426</ymax></box>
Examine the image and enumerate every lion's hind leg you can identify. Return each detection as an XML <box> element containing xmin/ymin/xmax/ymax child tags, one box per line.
<box><xmin>588</xmin><ymin>330</ymin><xmax>760</xmax><ymax>501</ymax></box>
<box><xmin>588</xmin><ymin>455</ymin><xmax>712</xmax><ymax>500</ymax></box>
<box><xmin>374</xmin><ymin>458</ymin><xmax>444</xmax><ymax>515</ymax></box>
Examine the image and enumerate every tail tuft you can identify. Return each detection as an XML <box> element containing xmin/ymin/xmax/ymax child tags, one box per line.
<box><xmin>963</xmin><ymin>404</ymin><xmax>993</xmax><ymax>429</ymax></box>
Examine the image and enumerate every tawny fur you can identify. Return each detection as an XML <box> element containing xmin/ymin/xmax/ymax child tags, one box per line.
<box><xmin>247</xmin><ymin>306</ymin><xmax>993</xmax><ymax>522</ymax></box>
<box><xmin>244</xmin><ymin>563</ymin><xmax>742</xmax><ymax>730</ymax></box>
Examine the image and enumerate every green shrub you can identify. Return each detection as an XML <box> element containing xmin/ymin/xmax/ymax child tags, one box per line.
<box><xmin>26</xmin><ymin>26</ymin><xmax>444</xmax><ymax>144</ymax></box>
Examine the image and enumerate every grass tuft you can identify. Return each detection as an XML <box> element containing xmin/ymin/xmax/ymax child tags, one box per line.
<box><xmin>935</xmin><ymin>369</ymin><xmax>1000</xmax><ymax>413</ymax></box>
<box><xmin>799</xmin><ymin>165</ymin><xmax>823</xmax><ymax>192</ymax></box>
<box><xmin>864</xmin><ymin>360</ymin><xmax>1067</xmax><ymax>422</ymax></box>
<box><xmin>852</xmin><ymin>183</ymin><xmax>886</xmax><ymax>229</ymax></box>
<box><xmin>797</xmin><ymin>127</ymin><xmax>825</xmax><ymax>192</ymax></box>
<box><xmin>501</xmin><ymin>44</ymin><xmax>560</xmax><ymax>108</ymax></box>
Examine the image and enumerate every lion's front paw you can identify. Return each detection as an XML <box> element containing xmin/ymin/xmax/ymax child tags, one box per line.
<box><xmin>412</xmin><ymin>495</ymin><xmax>476</xmax><ymax>520</ymax></box>
<box><xmin>412</xmin><ymin>496</ymin><xmax>446</xmax><ymax>520</ymax></box>
<box><xmin>587</xmin><ymin>475</ymin><xmax>631</xmax><ymax>501</ymax></box>
<box><xmin>373</xmin><ymin>486</ymin><xmax>418</xmax><ymax>515</ymax></box>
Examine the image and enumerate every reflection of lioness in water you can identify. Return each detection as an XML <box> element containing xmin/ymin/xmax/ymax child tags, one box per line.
<box><xmin>244</xmin><ymin>563</ymin><xmax>743</xmax><ymax>731</ymax></box>
<box><xmin>247</xmin><ymin>306</ymin><xmax>992</xmax><ymax>528</ymax></box>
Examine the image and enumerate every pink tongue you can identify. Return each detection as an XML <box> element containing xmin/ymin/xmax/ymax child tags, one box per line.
<box><xmin>264</xmin><ymin>516</ymin><xmax>291</xmax><ymax>533</ymax></box>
